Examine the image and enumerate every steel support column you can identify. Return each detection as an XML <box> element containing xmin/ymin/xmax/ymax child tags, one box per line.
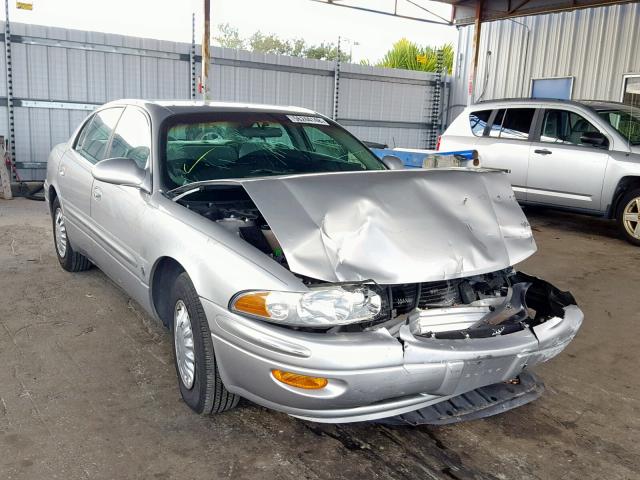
<box><xmin>469</xmin><ymin>0</ymin><xmax>483</xmax><ymax>104</ymax></box>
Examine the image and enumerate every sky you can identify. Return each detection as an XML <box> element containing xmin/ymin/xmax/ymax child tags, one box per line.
<box><xmin>3</xmin><ymin>0</ymin><xmax>458</xmax><ymax>62</ymax></box>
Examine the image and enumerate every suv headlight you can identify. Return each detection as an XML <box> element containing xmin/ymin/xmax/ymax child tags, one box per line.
<box><xmin>230</xmin><ymin>284</ymin><xmax>383</xmax><ymax>327</ymax></box>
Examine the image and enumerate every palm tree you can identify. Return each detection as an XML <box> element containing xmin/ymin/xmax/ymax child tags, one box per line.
<box><xmin>376</xmin><ymin>39</ymin><xmax>453</xmax><ymax>73</ymax></box>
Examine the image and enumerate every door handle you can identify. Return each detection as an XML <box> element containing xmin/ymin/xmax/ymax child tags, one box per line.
<box><xmin>59</xmin><ymin>165</ymin><xmax>66</xmax><ymax>176</ymax></box>
<box><xmin>534</xmin><ymin>149</ymin><xmax>552</xmax><ymax>155</ymax></box>
<box><xmin>93</xmin><ymin>186</ymin><xmax>102</xmax><ymax>200</ymax></box>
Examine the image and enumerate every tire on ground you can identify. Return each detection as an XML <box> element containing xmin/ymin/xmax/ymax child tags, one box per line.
<box><xmin>170</xmin><ymin>272</ymin><xmax>239</xmax><ymax>414</ymax></box>
<box><xmin>617</xmin><ymin>187</ymin><xmax>640</xmax><ymax>246</ymax></box>
<box><xmin>51</xmin><ymin>197</ymin><xmax>92</xmax><ymax>272</ymax></box>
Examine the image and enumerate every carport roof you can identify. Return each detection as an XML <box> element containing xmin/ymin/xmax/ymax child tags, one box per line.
<box><xmin>431</xmin><ymin>0</ymin><xmax>636</xmax><ymax>24</ymax></box>
<box><xmin>313</xmin><ymin>0</ymin><xmax>637</xmax><ymax>25</ymax></box>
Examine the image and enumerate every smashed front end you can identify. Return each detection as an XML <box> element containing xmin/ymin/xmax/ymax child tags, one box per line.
<box><xmin>172</xmin><ymin>169</ymin><xmax>582</xmax><ymax>423</ymax></box>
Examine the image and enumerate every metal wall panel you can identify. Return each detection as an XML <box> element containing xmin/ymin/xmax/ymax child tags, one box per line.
<box><xmin>450</xmin><ymin>2</ymin><xmax>640</xmax><ymax>121</ymax></box>
<box><xmin>1</xmin><ymin>22</ymin><xmax>448</xmax><ymax>181</ymax></box>
<box><xmin>345</xmin><ymin>125</ymin><xmax>426</xmax><ymax>149</ymax></box>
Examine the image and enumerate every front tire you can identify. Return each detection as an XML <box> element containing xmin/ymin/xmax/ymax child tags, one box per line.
<box><xmin>617</xmin><ymin>188</ymin><xmax>640</xmax><ymax>246</ymax></box>
<box><xmin>51</xmin><ymin>197</ymin><xmax>92</xmax><ymax>272</ymax></box>
<box><xmin>170</xmin><ymin>272</ymin><xmax>239</xmax><ymax>415</ymax></box>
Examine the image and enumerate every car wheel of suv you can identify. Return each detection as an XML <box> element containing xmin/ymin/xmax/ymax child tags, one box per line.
<box><xmin>618</xmin><ymin>188</ymin><xmax>640</xmax><ymax>246</ymax></box>
<box><xmin>170</xmin><ymin>272</ymin><xmax>239</xmax><ymax>415</ymax></box>
<box><xmin>52</xmin><ymin>197</ymin><xmax>92</xmax><ymax>272</ymax></box>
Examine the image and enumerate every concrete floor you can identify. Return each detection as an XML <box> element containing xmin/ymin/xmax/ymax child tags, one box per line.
<box><xmin>1</xmin><ymin>198</ymin><xmax>639</xmax><ymax>480</ymax></box>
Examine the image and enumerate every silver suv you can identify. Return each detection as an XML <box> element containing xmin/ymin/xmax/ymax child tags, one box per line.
<box><xmin>439</xmin><ymin>99</ymin><xmax>640</xmax><ymax>245</ymax></box>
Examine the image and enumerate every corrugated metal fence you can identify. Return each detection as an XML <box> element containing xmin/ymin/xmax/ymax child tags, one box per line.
<box><xmin>1</xmin><ymin>22</ymin><xmax>449</xmax><ymax>181</ymax></box>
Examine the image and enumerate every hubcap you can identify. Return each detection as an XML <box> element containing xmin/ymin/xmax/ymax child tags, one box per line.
<box><xmin>54</xmin><ymin>208</ymin><xmax>68</xmax><ymax>257</ymax></box>
<box><xmin>622</xmin><ymin>197</ymin><xmax>640</xmax><ymax>240</ymax></box>
<box><xmin>174</xmin><ymin>300</ymin><xmax>196</xmax><ymax>389</ymax></box>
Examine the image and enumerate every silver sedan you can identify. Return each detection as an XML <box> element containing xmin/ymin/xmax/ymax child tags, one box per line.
<box><xmin>44</xmin><ymin>100</ymin><xmax>582</xmax><ymax>423</ymax></box>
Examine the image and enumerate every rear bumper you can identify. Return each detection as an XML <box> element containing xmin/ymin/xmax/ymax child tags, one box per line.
<box><xmin>203</xmin><ymin>298</ymin><xmax>582</xmax><ymax>423</ymax></box>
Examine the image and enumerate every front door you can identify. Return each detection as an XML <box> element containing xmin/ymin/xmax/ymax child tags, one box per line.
<box><xmin>57</xmin><ymin>107</ymin><xmax>123</xmax><ymax>254</ymax></box>
<box><xmin>526</xmin><ymin>108</ymin><xmax>609</xmax><ymax>211</ymax></box>
<box><xmin>90</xmin><ymin>106</ymin><xmax>153</xmax><ymax>302</ymax></box>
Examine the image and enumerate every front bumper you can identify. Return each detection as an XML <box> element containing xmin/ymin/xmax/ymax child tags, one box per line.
<box><xmin>203</xmin><ymin>299</ymin><xmax>582</xmax><ymax>423</ymax></box>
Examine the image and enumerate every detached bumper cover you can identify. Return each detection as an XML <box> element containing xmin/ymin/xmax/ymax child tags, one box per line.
<box><xmin>203</xmin><ymin>298</ymin><xmax>583</xmax><ymax>423</ymax></box>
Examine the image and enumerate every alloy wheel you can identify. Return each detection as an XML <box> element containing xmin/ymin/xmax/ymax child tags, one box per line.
<box><xmin>622</xmin><ymin>197</ymin><xmax>640</xmax><ymax>240</ymax></box>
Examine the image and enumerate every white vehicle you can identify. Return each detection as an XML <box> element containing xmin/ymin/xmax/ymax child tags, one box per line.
<box><xmin>439</xmin><ymin>99</ymin><xmax>640</xmax><ymax>245</ymax></box>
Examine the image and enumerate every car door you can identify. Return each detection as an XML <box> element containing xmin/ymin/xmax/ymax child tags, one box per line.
<box><xmin>526</xmin><ymin>108</ymin><xmax>609</xmax><ymax>211</ymax></box>
<box><xmin>57</xmin><ymin>107</ymin><xmax>123</xmax><ymax>253</ymax></box>
<box><xmin>474</xmin><ymin>107</ymin><xmax>536</xmax><ymax>201</ymax></box>
<box><xmin>89</xmin><ymin>106</ymin><xmax>153</xmax><ymax>300</ymax></box>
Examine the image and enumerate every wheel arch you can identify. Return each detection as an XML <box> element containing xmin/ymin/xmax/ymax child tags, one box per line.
<box><xmin>149</xmin><ymin>256</ymin><xmax>187</xmax><ymax>328</ymax></box>
<box><xmin>608</xmin><ymin>176</ymin><xmax>640</xmax><ymax>219</ymax></box>
<box><xmin>48</xmin><ymin>185</ymin><xmax>58</xmax><ymax>215</ymax></box>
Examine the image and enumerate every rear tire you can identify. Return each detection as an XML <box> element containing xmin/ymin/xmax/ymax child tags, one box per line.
<box><xmin>170</xmin><ymin>272</ymin><xmax>239</xmax><ymax>415</ymax></box>
<box><xmin>617</xmin><ymin>188</ymin><xmax>640</xmax><ymax>246</ymax></box>
<box><xmin>51</xmin><ymin>197</ymin><xmax>92</xmax><ymax>272</ymax></box>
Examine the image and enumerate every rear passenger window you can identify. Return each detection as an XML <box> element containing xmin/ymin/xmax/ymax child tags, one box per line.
<box><xmin>499</xmin><ymin>108</ymin><xmax>535</xmax><ymax>140</ymax></box>
<box><xmin>76</xmin><ymin>108</ymin><xmax>123</xmax><ymax>164</ymax></box>
<box><xmin>489</xmin><ymin>108</ymin><xmax>535</xmax><ymax>140</ymax></box>
<box><xmin>469</xmin><ymin>110</ymin><xmax>491</xmax><ymax>136</ymax></box>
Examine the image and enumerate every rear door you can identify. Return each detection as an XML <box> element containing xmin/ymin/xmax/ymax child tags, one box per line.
<box><xmin>438</xmin><ymin>109</ymin><xmax>489</xmax><ymax>152</ymax></box>
<box><xmin>57</xmin><ymin>107</ymin><xmax>123</xmax><ymax>252</ymax></box>
<box><xmin>89</xmin><ymin>106</ymin><xmax>153</xmax><ymax>297</ymax></box>
<box><xmin>474</xmin><ymin>107</ymin><xmax>537</xmax><ymax>201</ymax></box>
<box><xmin>526</xmin><ymin>108</ymin><xmax>609</xmax><ymax>211</ymax></box>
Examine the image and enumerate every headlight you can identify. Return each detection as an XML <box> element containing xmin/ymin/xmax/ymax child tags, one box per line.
<box><xmin>230</xmin><ymin>283</ymin><xmax>383</xmax><ymax>327</ymax></box>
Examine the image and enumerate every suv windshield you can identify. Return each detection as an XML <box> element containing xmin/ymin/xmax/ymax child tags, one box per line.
<box><xmin>596</xmin><ymin>108</ymin><xmax>640</xmax><ymax>145</ymax></box>
<box><xmin>163</xmin><ymin>112</ymin><xmax>385</xmax><ymax>189</ymax></box>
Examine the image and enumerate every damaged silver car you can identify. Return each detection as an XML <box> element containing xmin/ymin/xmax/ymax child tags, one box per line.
<box><xmin>44</xmin><ymin>100</ymin><xmax>583</xmax><ymax>423</ymax></box>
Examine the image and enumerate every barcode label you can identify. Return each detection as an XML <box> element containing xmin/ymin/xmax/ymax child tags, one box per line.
<box><xmin>286</xmin><ymin>115</ymin><xmax>329</xmax><ymax>125</ymax></box>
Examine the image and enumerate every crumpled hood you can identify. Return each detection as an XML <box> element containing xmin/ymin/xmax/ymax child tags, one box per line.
<box><xmin>239</xmin><ymin>169</ymin><xmax>536</xmax><ymax>284</ymax></box>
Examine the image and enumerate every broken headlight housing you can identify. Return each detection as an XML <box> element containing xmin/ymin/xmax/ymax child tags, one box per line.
<box><xmin>230</xmin><ymin>283</ymin><xmax>384</xmax><ymax>327</ymax></box>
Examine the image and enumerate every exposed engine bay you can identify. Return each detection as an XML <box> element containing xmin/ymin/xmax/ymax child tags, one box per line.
<box><xmin>177</xmin><ymin>185</ymin><xmax>288</xmax><ymax>266</ymax></box>
<box><xmin>176</xmin><ymin>184</ymin><xmax>576</xmax><ymax>340</ymax></box>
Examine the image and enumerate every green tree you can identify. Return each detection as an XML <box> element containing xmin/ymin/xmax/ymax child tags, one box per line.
<box><xmin>249</xmin><ymin>32</ymin><xmax>294</xmax><ymax>55</ymax></box>
<box><xmin>375</xmin><ymin>39</ymin><xmax>453</xmax><ymax>73</ymax></box>
<box><xmin>290</xmin><ymin>38</ymin><xmax>307</xmax><ymax>57</ymax></box>
<box><xmin>304</xmin><ymin>42</ymin><xmax>351</xmax><ymax>62</ymax></box>
<box><xmin>212</xmin><ymin>24</ymin><xmax>351</xmax><ymax>62</ymax></box>
<box><xmin>213</xmin><ymin>23</ymin><xmax>245</xmax><ymax>50</ymax></box>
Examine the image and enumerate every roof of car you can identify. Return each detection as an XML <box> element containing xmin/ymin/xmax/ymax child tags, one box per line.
<box><xmin>472</xmin><ymin>98</ymin><xmax>631</xmax><ymax>111</ymax></box>
<box><xmin>101</xmin><ymin>99</ymin><xmax>320</xmax><ymax>116</ymax></box>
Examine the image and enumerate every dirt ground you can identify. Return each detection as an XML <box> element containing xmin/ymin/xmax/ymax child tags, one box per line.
<box><xmin>1</xmin><ymin>197</ymin><xmax>639</xmax><ymax>480</ymax></box>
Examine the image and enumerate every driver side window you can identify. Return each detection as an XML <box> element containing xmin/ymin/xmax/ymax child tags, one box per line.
<box><xmin>108</xmin><ymin>107</ymin><xmax>152</xmax><ymax>168</ymax></box>
<box><xmin>540</xmin><ymin>109</ymin><xmax>607</xmax><ymax>148</ymax></box>
<box><xmin>75</xmin><ymin>108</ymin><xmax>123</xmax><ymax>164</ymax></box>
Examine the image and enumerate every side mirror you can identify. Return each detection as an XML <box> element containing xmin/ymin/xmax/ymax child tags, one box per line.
<box><xmin>92</xmin><ymin>157</ymin><xmax>149</xmax><ymax>190</ymax></box>
<box><xmin>381</xmin><ymin>155</ymin><xmax>405</xmax><ymax>170</ymax></box>
<box><xmin>580</xmin><ymin>131</ymin><xmax>608</xmax><ymax>147</ymax></box>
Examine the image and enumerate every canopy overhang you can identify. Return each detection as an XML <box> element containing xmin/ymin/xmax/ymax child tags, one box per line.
<box><xmin>431</xmin><ymin>0</ymin><xmax>635</xmax><ymax>25</ymax></box>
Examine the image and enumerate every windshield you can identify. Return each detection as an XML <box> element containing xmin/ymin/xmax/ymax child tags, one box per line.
<box><xmin>163</xmin><ymin>112</ymin><xmax>385</xmax><ymax>189</ymax></box>
<box><xmin>597</xmin><ymin>108</ymin><xmax>640</xmax><ymax>145</ymax></box>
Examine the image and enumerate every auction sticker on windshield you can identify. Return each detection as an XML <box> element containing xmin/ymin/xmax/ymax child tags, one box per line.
<box><xmin>287</xmin><ymin>115</ymin><xmax>329</xmax><ymax>125</ymax></box>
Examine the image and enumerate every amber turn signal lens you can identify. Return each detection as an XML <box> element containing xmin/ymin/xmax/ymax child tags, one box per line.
<box><xmin>272</xmin><ymin>369</ymin><xmax>328</xmax><ymax>390</ymax></box>
<box><xmin>234</xmin><ymin>292</ymin><xmax>269</xmax><ymax>317</ymax></box>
